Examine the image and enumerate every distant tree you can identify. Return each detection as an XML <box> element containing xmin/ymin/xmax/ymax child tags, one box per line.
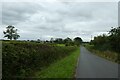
<box><xmin>30</xmin><ymin>40</ymin><xmax>34</xmax><ymax>42</ymax></box>
<box><xmin>64</xmin><ymin>37</ymin><xmax>72</xmax><ymax>43</ymax></box>
<box><xmin>46</xmin><ymin>40</ymin><xmax>49</xmax><ymax>43</ymax></box>
<box><xmin>37</xmin><ymin>39</ymin><xmax>40</xmax><ymax>41</ymax></box>
<box><xmin>13</xmin><ymin>32</ymin><xmax>20</xmax><ymax>40</ymax></box>
<box><xmin>74</xmin><ymin>37</ymin><xmax>82</xmax><ymax>46</ymax></box>
<box><xmin>54</xmin><ymin>38</ymin><xmax>63</xmax><ymax>44</ymax></box>
<box><xmin>63</xmin><ymin>37</ymin><xmax>73</xmax><ymax>46</ymax></box>
<box><xmin>3</xmin><ymin>25</ymin><xmax>20</xmax><ymax>40</ymax></box>
<box><xmin>37</xmin><ymin>39</ymin><xmax>41</xmax><ymax>43</ymax></box>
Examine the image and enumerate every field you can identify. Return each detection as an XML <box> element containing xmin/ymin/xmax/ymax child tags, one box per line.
<box><xmin>2</xmin><ymin>41</ymin><xmax>79</xmax><ymax>79</ymax></box>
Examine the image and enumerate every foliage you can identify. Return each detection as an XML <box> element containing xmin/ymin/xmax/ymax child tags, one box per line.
<box><xmin>2</xmin><ymin>41</ymin><xmax>77</xmax><ymax>78</ymax></box>
<box><xmin>90</xmin><ymin>27</ymin><xmax>120</xmax><ymax>53</ymax></box>
<box><xmin>64</xmin><ymin>37</ymin><xmax>72</xmax><ymax>43</ymax></box>
<box><xmin>73</xmin><ymin>37</ymin><xmax>83</xmax><ymax>46</ymax></box>
<box><xmin>49</xmin><ymin>37</ymin><xmax>83</xmax><ymax>46</ymax></box>
<box><xmin>88</xmin><ymin>27</ymin><xmax>120</xmax><ymax>63</ymax></box>
<box><xmin>35</xmin><ymin>48</ymin><xmax>80</xmax><ymax>78</ymax></box>
<box><xmin>3</xmin><ymin>25</ymin><xmax>20</xmax><ymax>40</ymax></box>
<box><xmin>54</xmin><ymin>38</ymin><xmax>63</xmax><ymax>44</ymax></box>
<box><xmin>108</xmin><ymin>27</ymin><xmax>120</xmax><ymax>53</ymax></box>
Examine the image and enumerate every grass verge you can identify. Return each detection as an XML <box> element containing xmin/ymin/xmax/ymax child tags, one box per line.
<box><xmin>84</xmin><ymin>44</ymin><xmax>119</xmax><ymax>63</ymax></box>
<box><xmin>35</xmin><ymin>47</ymin><xmax>80</xmax><ymax>78</ymax></box>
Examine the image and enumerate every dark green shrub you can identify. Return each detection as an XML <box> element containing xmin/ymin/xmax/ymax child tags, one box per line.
<box><xmin>2</xmin><ymin>41</ymin><xmax>77</xmax><ymax>78</ymax></box>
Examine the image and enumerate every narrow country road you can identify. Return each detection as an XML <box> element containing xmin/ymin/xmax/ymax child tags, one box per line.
<box><xmin>76</xmin><ymin>46</ymin><xmax>118</xmax><ymax>78</ymax></box>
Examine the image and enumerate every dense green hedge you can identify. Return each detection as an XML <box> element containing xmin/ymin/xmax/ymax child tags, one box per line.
<box><xmin>2</xmin><ymin>41</ymin><xmax>77</xmax><ymax>78</ymax></box>
<box><xmin>90</xmin><ymin>27</ymin><xmax>120</xmax><ymax>53</ymax></box>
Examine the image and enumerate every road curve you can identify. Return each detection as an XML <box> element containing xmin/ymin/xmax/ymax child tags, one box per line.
<box><xmin>76</xmin><ymin>46</ymin><xmax>118</xmax><ymax>78</ymax></box>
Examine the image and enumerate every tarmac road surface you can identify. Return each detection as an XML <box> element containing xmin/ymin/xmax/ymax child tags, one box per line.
<box><xmin>76</xmin><ymin>46</ymin><xmax>118</xmax><ymax>78</ymax></box>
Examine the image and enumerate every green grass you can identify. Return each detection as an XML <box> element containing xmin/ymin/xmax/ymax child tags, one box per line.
<box><xmin>35</xmin><ymin>47</ymin><xmax>80</xmax><ymax>78</ymax></box>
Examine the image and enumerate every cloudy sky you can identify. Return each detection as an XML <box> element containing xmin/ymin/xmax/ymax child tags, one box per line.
<box><xmin>0</xmin><ymin>0</ymin><xmax>118</xmax><ymax>41</ymax></box>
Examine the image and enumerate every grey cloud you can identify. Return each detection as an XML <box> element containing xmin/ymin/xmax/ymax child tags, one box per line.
<box><xmin>1</xmin><ymin>2</ymin><xmax>117</xmax><ymax>42</ymax></box>
<box><xmin>0</xmin><ymin>3</ymin><xmax>2</xmax><ymax>25</ymax></box>
<box><xmin>2</xmin><ymin>2</ymin><xmax>43</xmax><ymax>25</ymax></box>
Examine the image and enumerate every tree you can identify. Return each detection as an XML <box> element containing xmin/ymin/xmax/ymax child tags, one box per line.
<box><xmin>50</xmin><ymin>38</ymin><xmax>54</xmax><ymax>43</ymax></box>
<box><xmin>63</xmin><ymin>37</ymin><xmax>72</xmax><ymax>46</ymax></box>
<box><xmin>37</xmin><ymin>39</ymin><xmax>41</xmax><ymax>43</ymax></box>
<box><xmin>3</xmin><ymin>25</ymin><xmax>20</xmax><ymax>40</ymax></box>
<box><xmin>64</xmin><ymin>37</ymin><xmax>72</xmax><ymax>43</ymax></box>
<box><xmin>74</xmin><ymin>37</ymin><xmax>82</xmax><ymax>46</ymax></box>
<box><xmin>108</xmin><ymin>27</ymin><xmax>120</xmax><ymax>52</ymax></box>
<box><xmin>90</xmin><ymin>27</ymin><xmax>120</xmax><ymax>52</ymax></box>
<box><xmin>54</xmin><ymin>38</ymin><xmax>63</xmax><ymax>44</ymax></box>
<box><xmin>37</xmin><ymin>39</ymin><xmax>40</xmax><ymax>42</ymax></box>
<box><xmin>91</xmin><ymin>34</ymin><xmax>110</xmax><ymax>50</ymax></box>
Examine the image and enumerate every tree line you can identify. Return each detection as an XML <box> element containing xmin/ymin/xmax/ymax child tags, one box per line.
<box><xmin>49</xmin><ymin>37</ymin><xmax>82</xmax><ymax>46</ymax></box>
<box><xmin>3</xmin><ymin>25</ymin><xmax>83</xmax><ymax>46</ymax></box>
<box><xmin>90</xmin><ymin>27</ymin><xmax>120</xmax><ymax>53</ymax></box>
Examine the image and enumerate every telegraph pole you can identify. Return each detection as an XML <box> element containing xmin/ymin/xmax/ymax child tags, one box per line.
<box><xmin>91</xmin><ymin>35</ymin><xmax>92</xmax><ymax>41</ymax></box>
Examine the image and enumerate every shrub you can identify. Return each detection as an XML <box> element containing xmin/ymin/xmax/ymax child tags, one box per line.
<box><xmin>2</xmin><ymin>41</ymin><xmax>77</xmax><ymax>78</ymax></box>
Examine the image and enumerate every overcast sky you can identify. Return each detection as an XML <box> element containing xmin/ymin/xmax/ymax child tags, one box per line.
<box><xmin>0</xmin><ymin>1</ymin><xmax>118</xmax><ymax>41</ymax></box>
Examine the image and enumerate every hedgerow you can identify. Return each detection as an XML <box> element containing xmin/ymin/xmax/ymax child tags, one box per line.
<box><xmin>2</xmin><ymin>41</ymin><xmax>77</xmax><ymax>78</ymax></box>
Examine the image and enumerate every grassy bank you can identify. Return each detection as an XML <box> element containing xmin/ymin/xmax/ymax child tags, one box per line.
<box><xmin>84</xmin><ymin>44</ymin><xmax>119</xmax><ymax>63</ymax></box>
<box><xmin>2</xmin><ymin>41</ymin><xmax>78</xmax><ymax>79</ymax></box>
<box><xmin>35</xmin><ymin>47</ymin><xmax>80</xmax><ymax>78</ymax></box>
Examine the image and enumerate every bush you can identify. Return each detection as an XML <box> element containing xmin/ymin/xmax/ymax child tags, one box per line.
<box><xmin>2</xmin><ymin>41</ymin><xmax>77</xmax><ymax>78</ymax></box>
